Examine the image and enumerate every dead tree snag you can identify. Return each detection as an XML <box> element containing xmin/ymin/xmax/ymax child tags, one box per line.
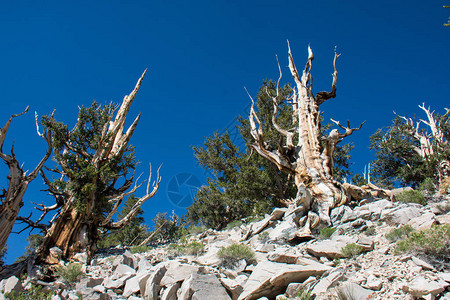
<box><xmin>248</xmin><ymin>43</ymin><xmax>374</xmax><ymax>237</ymax></box>
<box><xmin>0</xmin><ymin>107</ymin><xmax>52</xmax><ymax>253</ymax></box>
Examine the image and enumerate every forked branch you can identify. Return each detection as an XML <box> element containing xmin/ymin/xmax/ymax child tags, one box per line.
<box><xmin>107</xmin><ymin>164</ymin><xmax>162</xmax><ymax>229</ymax></box>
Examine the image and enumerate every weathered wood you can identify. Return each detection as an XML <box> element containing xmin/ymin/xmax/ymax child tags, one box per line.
<box><xmin>248</xmin><ymin>43</ymin><xmax>368</xmax><ymax>235</ymax></box>
<box><xmin>395</xmin><ymin>103</ymin><xmax>450</xmax><ymax>188</ymax></box>
<box><xmin>0</xmin><ymin>107</ymin><xmax>52</xmax><ymax>252</ymax></box>
<box><xmin>33</xmin><ymin>70</ymin><xmax>160</xmax><ymax>263</ymax></box>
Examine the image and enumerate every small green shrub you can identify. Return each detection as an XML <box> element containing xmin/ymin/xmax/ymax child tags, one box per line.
<box><xmin>56</xmin><ymin>262</ymin><xmax>84</xmax><ymax>284</ymax></box>
<box><xmin>419</xmin><ymin>177</ymin><xmax>436</xmax><ymax>193</ymax></box>
<box><xmin>340</xmin><ymin>243</ymin><xmax>364</xmax><ymax>258</ymax></box>
<box><xmin>6</xmin><ymin>284</ymin><xmax>53</xmax><ymax>300</ymax></box>
<box><xmin>395</xmin><ymin>224</ymin><xmax>450</xmax><ymax>261</ymax></box>
<box><xmin>217</xmin><ymin>243</ymin><xmax>256</xmax><ymax>268</ymax></box>
<box><xmin>225</xmin><ymin>220</ymin><xmax>243</xmax><ymax>230</ymax></box>
<box><xmin>188</xmin><ymin>225</ymin><xmax>207</xmax><ymax>235</ymax></box>
<box><xmin>386</xmin><ymin>225</ymin><xmax>415</xmax><ymax>242</ymax></box>
<box><xmin>319</xmin><ymin>227</ymin><xmax>337</xmax><ymax>239</ymax></box>
<box><xmin>395</xmin><ymin>190</ymin><xmax>426</xmax><ymax>205</ymax></box>
<box><xmin>275</xmin><ymin>288</ymin><xmax>311</xmax><ymax>300</ymax></box>
<box><xmin>296</xmin><ymin>288</ymin><xmax>312</xmax><ymax>300</ymax></box>
<box><xmin>333</xmin><ymin>258</ymin><xmax>341</xmax><ymax>266</ymax></box>
<box><xmin>168</xmin><ymin>241</ymin><xmax>205</xmax><ymax>256</ymax></box>
<box><xmin>436</xmin><ymin>202</ymin><xmax>450</xmax><ymax>214</ymax></box>
<box><xmin>258</xmin><ymin>231</ymin><xmax>270</xmax><ymax>243</ymax></box>
<box><xmin>246</xmin><ymin>215</ymin><xmax>265</xmax><ymax>223</ymax></box>
<box><xmin>364</xmin><ymin>226</ymin><xmax>376</xmax><ymax>236</ymax></box>
<box><xmin>130</xmin><ymin>245</ymin><xmax>150</xmax><ymax>254</ymax></box>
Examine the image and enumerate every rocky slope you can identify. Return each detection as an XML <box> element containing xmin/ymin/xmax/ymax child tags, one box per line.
<box><xmin>1</xmin><ymin>191</ymin><xmax>450</xmax><ymax>300</ymax></box>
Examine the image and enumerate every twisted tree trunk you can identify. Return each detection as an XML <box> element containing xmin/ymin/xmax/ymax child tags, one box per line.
<box><xmin>249</xmin><ymin>43</ymin><xmax>382</xmax><ymax>237</ymax></box>
<box><xmin>24</xmin><ymin>71</ymin><xmax>161</xmax><ymax>264</ymax></box>
<box><xmin>0</xmin><ymin>107</ymin><xmax>52</xmax><ymax>253</ymax></box>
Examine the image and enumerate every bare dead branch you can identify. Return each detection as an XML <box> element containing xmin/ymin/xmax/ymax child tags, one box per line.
<box><xmin>107</xmin><ymin>164</ymin><xmax>162</xmax><ymax>229</ymax></box>
<box><xmin>315</xmin><ymin>47</ymin><xmax>341</xmax><ymax>105</ymax></box>
<box><xmin>0</xmin><ymin>106</ymin><xmax>29</xmax><ymax>152</ymax></box>
<box><xmin>16</xmin><ymin>214</ymin><xmax>49</xmax><ymax>233</ymax></box>
<box><xmin>330</xmin><ymin>118</ymin><xmax>366</xmax><ymax>139</ymax></box>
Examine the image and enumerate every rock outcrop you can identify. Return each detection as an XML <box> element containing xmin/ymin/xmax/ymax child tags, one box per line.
<box><xmin>0</xmin><ymin>193</ymin><xmax>449</xmax><ymax>300</ymax></box>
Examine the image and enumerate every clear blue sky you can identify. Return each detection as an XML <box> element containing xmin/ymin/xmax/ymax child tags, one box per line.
<box><xmin>1</xmin><ymin>1</ymin><xmax>449</xmax><ymax>263</ymax></box>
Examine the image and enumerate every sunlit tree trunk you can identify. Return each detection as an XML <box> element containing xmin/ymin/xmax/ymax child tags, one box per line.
<box><xmin>249</xmin><ymin>43</ymin><xmax>384</xmax><ymax>236</ymax></box>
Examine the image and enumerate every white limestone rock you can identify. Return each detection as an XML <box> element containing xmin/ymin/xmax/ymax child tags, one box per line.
<box><xmin>160</xmin><ymin>261</ymin><xmax>199</xmax><ymax>286</ymax></box>
<box><xmin>237</xmin><ymin>259</ymin><xmax>331</xmax><ymax>300</ymax></box>
<box><xmin>161</xmin><ymin>282</ymin><xmax>181</xmax><ymax>300</ymax></box>
<box><xmin>143</xmin><ymin>262</ymin><xmax>167</xmax><ymax>300</ymax></box>
<box><xmin>220</xmin><ymin>274</ymin><xmax>247</xmax><ymax>300</ymax></box>
<box><xmin>178</xmin><ymin>273</ymin><xmax>231</xmax><ymax>300</ymax></box>
<box><xmin>337</xmin><ymin>282</ymin><xmax>374</xmax><ymax>300</ymax></box>
<box><xmin>402</xmin><ymin>276</ymin><xmax>447</xmax><ymax>298</ymax></box>
<box><xmin>363</xmin><ymin>274</ymin><xmax>383</xmax><ymax>291</ymax></box>
<box><xmin>1</xmin><ymin>276</ymin><xmax>22</xmax><ymax>295</ymax></box>
<box><xmin>311</xmin><ymin>269</ymin><xmax>344</xmax><ymax>295</ymax></box>
<box><xmin>380</xmin><ymin>204</ymin><xmax>422</xmax><ymax>225</ymax></box>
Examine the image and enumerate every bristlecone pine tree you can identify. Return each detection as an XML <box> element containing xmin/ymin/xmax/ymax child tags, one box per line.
<box><xmin>370</xmin><ymin>104</ymin><xmax>449</xmax><ymax>190</ymax></box>
<box><xmin>21</xmin><ymin>70</ymin><xmax>161</xmax><ymax>263</ymax></box>
<box><xmin>0</xmin><ymin>107</ymin><xmax>52</xmax><ymax>254</ymax></box>
<box><xmin>248</xmin><ymin>43</ymin><xmax>387</xmax><ymax>236</ymax></box>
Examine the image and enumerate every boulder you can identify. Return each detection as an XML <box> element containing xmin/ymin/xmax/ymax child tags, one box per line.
<box><xmin>1</xmin><ymin>276</ymin><xmax>22</xmax><ymax>295</ymax></box>
<box><xmin>306</xmin><ymin>236</ymin><xmax>357</xmax><ymax>259</ymax></box>
<box><xmin>238</xmin><ymin>259</ymin><xmax>331</xmax><ymax>300</ymax></box>
<box><xmin>407</xmin><ymin>212</ymin><xmax>436</xmax><ymax>230</ymax></box>
<box><xmin>411</xmin><ymin>256</ymin><xmax>435</xmax><ymax>271</ymax></box>
<box><xmin>402</xmin><ymin>276</ymin><xmax>447</xmax><ymax>298</ymax></box>
<box><xmin>254</xmin><ymin>244</ymin><xmax>275</xmax><ymax>253</ymax></box>
<box><xmin>123</xmin><ymin>275</ymin><xmax>141</xmax><ymax>297</ymax></box>
<box><xmin>246</xmin><ymin>208</ymin><xmax>287</xmax><ymax>239</ymax></box>
<box><xmin>72</xmin><ymin>252</ymin><xmax>88</xmax><ymax>264</ymax></box>
<box><xmin>143</xmin><ymin>262</ymin><xmax>167</xmax><ymax>300</ymax></box>
<box><xmin>86</xmin><ymin>278</ymin><xmax>104</xmax><ymax>288</ymax></box>
<box><xmin>380</xmin><ymin>204</ymin><xmax>422</xmax><ymax>225</ymax></box>
<box><xmin>220</xmin><ymin>275</ymin><xmax>247</xmax><ymax>300</ymax></box>
<box><xmin>311</xmin><ymin>269</ymin><xmax>344</xmax><ymax>295</ymax></box>
<box><xmin>161</xmin><ymin>282</ymin><xmax>181</xmax><ymax>300</ymax></box>
<box><xmin>331</xmin><ymin>205</ymin><xmax>353</xmax><ymax>224</ymax></box>
<box><xmin>267</xmin><ymin>220</ymin><xmax>297</xmax><ymax>243</ymax></box>
<box><xmin>103</xmin><ymin>274</ymin><xmax>134</xmax><ymax>289</ymax></box>
<box><xmin>337</xmin><ymin>282</ymin><xmax>374</xmax><ymax>300</ymax></box>
<box><xmin>48</xmin><ymin>247</ymin><xmax>63</xmax><ymax>264</ymax></box>
<box><xmin>356</xmin><ymin>236</ymin><xmax>374</xmax><ymax>251</ymax></box>
<box><xmin>363</xmin><ymin>274</ymin><xmax>382</xmax><ymax>291</ymax></box>
<box><xmin>112</xmin><ymin>263</ymin><xmax>136</xmax><ymax>279</ymax></box>
<box><xmin>284</xmin><ymin>282</ymin><xmax>303</xmax><ymax>298</ymax></box>
<box><xmin>138</xmin><ymin>258</ymin><xmax>152</xmax><ymax>273</ymax></box>
<box><xmin>178</xmin><ymin>273</ymin><xmax>231</xmax><ymax>300</ymax></box>
<box><xmin>267</xmin><ymin>247</ymin><xmax>299</xmax><ymax>264</ymax></box>
<box><xmin>160</xmin><ymin>261</ymin><xmax>200</xmax><ymax>286</ymax></box>
<box><xmin>123</xmin><ymin>250</ymin><xmax>138</xmax><ymax>269</ymax></box>
<box><xmin>440</xmin><ymin>272</ymin><xmax>450</xmax><ymax>283</ymax></box>
<box><xmin>436</xmin><ymin>213</ymin><xmax>450</xmax><ymax>225</ymax></box>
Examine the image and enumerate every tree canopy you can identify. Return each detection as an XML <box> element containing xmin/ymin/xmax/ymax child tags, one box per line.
<box><xmin>187</xmin><ymin>77</ymin><xmax>356</xmax><ymax>230</ymax></box>
<box><xmin>370</xmin><ymin>104</ymin><xmax>449</xmax><ymax>189</ymax></box>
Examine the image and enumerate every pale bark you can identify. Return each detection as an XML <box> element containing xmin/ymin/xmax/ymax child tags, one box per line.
<box><xmin>0</xmin><ymin>107</ymin><xmax>52</xmax><ymax>252</ymax></box>
<box><xmin>395</xmin><ymin>103</ymin><xmax>450</xmax><ymax>187</ymax></box>
<box><xmin>25</xmin><ymin>70</ymin><xmax>161</xmax><ymax>263</ymax></box>
<box><xmin>248</xmin><ymin>43</ymin><xmax>370</xmax><ymax>236</ymax></box>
